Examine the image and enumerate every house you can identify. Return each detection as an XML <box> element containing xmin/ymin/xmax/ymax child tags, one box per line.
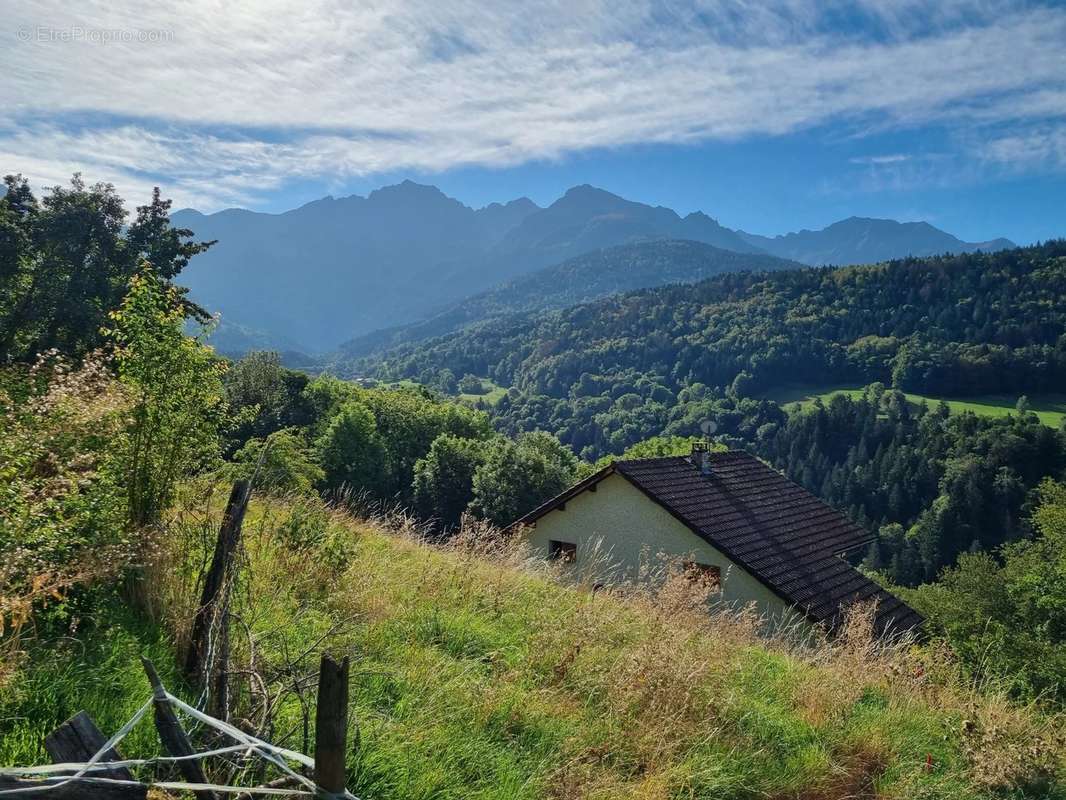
<box><xmin>512</xmin><ymin>445</ymin><xmax>922</xmax><ymax>634</ymax></box>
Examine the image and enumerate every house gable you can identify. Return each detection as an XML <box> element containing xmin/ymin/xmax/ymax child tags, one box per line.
<box><xmin>514</xmin><ymin>451</ymin><xmax>923</xmax><ymax>634</ymax></box>
<box><xmin>521</xmin><ymin>472</ymin><xmax>802</xmax><ymax>624</ymax></box>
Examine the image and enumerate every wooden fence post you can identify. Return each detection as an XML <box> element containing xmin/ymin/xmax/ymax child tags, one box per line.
<box><xmin>185</xmin><ymin>479</ymin><xmax>252</xmax><ymax>718</ymax></box>
<box><xmin>313</xmin><ymin>654</ymin><xmax>350</xmax><ymax>798</ymax></box>
<box><xmin>142</xmin><ymin>657</ymin><xmax>218</xmax><ymax>800</ymax></box>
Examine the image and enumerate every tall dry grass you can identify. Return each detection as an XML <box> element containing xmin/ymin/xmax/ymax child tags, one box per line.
<box><xmin>139</xmin><ymin>486</ymin><xmax>1065</xmax><ymax>799</ymax></box>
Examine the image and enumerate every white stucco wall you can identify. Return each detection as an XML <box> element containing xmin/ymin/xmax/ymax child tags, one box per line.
<box><xmin>522</xmin><ymin>472</ymin><xmax>808</xmax><ymax>627</ymax></box>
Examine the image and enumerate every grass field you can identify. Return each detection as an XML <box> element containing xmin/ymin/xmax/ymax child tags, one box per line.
<box><xmin>766</xmin><ymin>384</ymin><xmax>1066</xmax><ymax>428</ymax></box>
<box><xmin>5</xmin><ymin>490</ymin><xmax>1063</xmax><ymax>799</ymax></box>
<box><xmin>458</xmin><ymin>377</ymin><xmax>508</xmax><ymax>405</ymax></box>
<box><xmin>384</xmin><ymin>376</ymin><xmax>509</xmax><ymax>405</ymax></box>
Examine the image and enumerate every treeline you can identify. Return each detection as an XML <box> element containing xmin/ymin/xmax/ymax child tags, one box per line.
<box><xmin>223</xmin><ymin>353</ymin><xmax>579</xmax><ymax>530</ymax></box>
<box><xmin>366</xmin><ymin>241</ymin><xmax>1066</xmax><ymax>413</ymax></box>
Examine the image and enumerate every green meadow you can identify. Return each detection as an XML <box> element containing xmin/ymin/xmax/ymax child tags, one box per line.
<box><xmin>767</xmin><ymin>385</ymin><xmax>1066</xmax><ymax>428</ymax></box>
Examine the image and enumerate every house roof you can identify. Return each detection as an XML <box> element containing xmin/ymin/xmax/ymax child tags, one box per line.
<box><xmin>513</xmin><ymin>450</ymin><xmax>922</xmax><ymax>634</ymax></box>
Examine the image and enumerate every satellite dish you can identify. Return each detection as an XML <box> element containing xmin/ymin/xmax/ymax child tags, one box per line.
<box><xmin>700</xmin><ymin>420</ymin><xmax>718</xmax><ymax>436</ymax></box>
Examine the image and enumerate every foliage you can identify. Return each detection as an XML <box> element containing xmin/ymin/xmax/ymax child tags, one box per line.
<box><xmin>579</xmin><ymin>435</ymin><xmax>726</xmax><ymax>477</ymax></box>
<box><xmin>469</xmin><ymin>431</ymin><xmax>579</xmax><ymax>526</ymax></box>
<box><xmin>0</xmin><ymin>352</ymin><xmax>131</xmax><ymax>635</ymax></box>
<box><xmin>230</xmin><ymin>429</ymin><xmax>324</xmax><ymax>494</ymax></box>
<box><xmin>316</xmin><ymin>400</ymin><xmax>386</xmax><ymax>494</ymax></box>
<box><xmin>106</xmin><ymin>269</ymin><xmax>226</xmax><ymax>528</ymax></box>
<box><xmin>0</xmin><ymin>175</ymin><xmax>212</xmax><ymax>362</ymax></box>
<box><xmin>907</xmin><ymin>479</ymin><xmax>1066</xmax><ymax>703</ymax></box>
<box><xmin>222</xmin><ymin>351</ymin><xmax>313</xmax><ymax>454</ymax></box>
<box><xmin>334</xmin><ymin>239</ymin><xmax>798</xmax><ymax>363</ymax></box>
<box><xmin>0</xmin><ymin>591</ymin><xmax>180</xmax><ymax>764</ymax></box>
<box><xmin>364</xmin><ymin>242</ymin><xmax>1066</xmax><ymax>455</ymax></box>
<box><xmin>457</xmin><ymin>373</ymin><xmax>485</xmax><ymax>394</ymax></box>
<box><xmin>760</xmin><ymin>387</ymin><xmax>1066</xmax><ymax>584</ymax></box>
<box><xmin>411</xmin><ymin>434</ymin><xmax>488</xmax><ymax>531</ymax></box>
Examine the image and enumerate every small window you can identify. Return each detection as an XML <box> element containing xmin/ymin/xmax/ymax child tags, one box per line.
<box><xmin>683</xmin><ymin>561</ymin><xmax>721</xmax><ymax>589</ymax></box>
<box><xmin>549</xmin><ymin>540</ymin><xmax>577</xmax><ymax>563</ymax></box>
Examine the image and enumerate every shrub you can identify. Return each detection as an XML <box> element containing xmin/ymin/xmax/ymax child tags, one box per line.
<box><xmin>0</xmin><ymin>351</ymin><xmax>131</xmax><ymax>637</ymax></box>
<box><xmin>106</xmin><ymin>268</ymin><xmax>226</xmax><ymax>528</ymax></box>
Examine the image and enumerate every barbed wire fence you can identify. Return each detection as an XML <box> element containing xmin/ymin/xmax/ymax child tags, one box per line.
<box><xmin>1</xmin><ymin>442</ymin><xmax>363</xmax><ymax>800</ymax></box>
<box><xmin>0</xmin><ymin>654</ymin><xmax>355</xmax><ymax>800</ymax></box>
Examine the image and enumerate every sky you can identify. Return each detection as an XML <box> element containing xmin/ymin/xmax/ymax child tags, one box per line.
<box><xmin>3</xmin><ymin>0</ymin><xmax>1065</xmax><ymax>245</ymax></box>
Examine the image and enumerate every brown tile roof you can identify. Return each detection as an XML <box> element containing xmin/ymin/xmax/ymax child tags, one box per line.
<box><xmin>514</xmin><ymin>450</ymin><xmax>922</xmax><ymax>634</ymax></box>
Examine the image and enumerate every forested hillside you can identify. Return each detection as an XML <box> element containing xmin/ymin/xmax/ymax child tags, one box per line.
<box><xmin>366</xmin><ymin>242</ymin><xmax>1066</xmax><ymax>401</ymax></box>
<box><xmin>334</xmin><ymin>240</ymin><xmax>800</xmax><ymax>362</ymax></box>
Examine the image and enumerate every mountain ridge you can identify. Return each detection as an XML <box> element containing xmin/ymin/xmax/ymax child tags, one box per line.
<box><xmin>173</xmin><ymin>181</ymin><xmax>1015</xmax><ymax>354</ymax></box>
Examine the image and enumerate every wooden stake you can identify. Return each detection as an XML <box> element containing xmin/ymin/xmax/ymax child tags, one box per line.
<box><xmin>185</xmin><ymin>479</ymin><xmax>252</xmax><ymax>718</ymax></box>
<box><xmin>141</xmin><ymin>657</ymin><xmax>218</xmax><ymax>800</ymax></box>
<box><xmin>313</xmin><ymin>654</ymin><xmax>350</xmax><ymax>798</ymax></box>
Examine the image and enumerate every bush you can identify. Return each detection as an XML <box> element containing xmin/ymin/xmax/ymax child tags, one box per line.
<box><xmin>908</xmin><ymin>478</ymin><xmax>1066</xmax><ymax>703</ymax></box>
<box><xmin>458</xmin><ymin>374</ymin><xmax>486</xmax><ymax>395</ymax></box>
<box><xmin>0</xmin><ymin>351</ymin><xmax>132</xmax><ymax>636</ymax></box>
<box><xmin>106</xmin><ymin>269</ymin><xmax>226</xmax><ymax>528</ymax></box>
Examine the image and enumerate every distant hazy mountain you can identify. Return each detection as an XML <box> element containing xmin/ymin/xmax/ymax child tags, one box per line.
<box><xmin>174</xmin><ymin>181</ymin><xmax>540</xmax><ymax>352</ymax></box>
<box><xmin>174</xmin><ymin>182</ymin><xmax>1014</xmax><ymax>353</ymax></box>
<box><xmin>737</xmin><ymin>217</ymin><xmax>1015</xmax><ymax>266</ymax></box>
<box><xmin>333</xmin><ymin>240</ymin><xmax>801</xmax><ymax>365</ymax></box>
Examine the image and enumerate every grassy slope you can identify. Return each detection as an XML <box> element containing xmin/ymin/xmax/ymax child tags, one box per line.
<box><xmin>3</xmin><ymin>493</ymin><xmax>1063</xmax><ymax>799</ymax></box>
<box><xmin>766</xmin><ymin>384</ymin><xmax>1066</xmax><ymax>428</ymax></box>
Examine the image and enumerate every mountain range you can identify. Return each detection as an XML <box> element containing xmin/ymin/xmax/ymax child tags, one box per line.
<box><xmin>173</xmin><ymin>181</ymin><xmax>1015</xmax><ymax>354</ymax></box>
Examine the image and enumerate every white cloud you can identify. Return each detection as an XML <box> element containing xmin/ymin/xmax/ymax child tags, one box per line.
<box><xmin>2</xmin><ymin>0</ymin><xmax>1064</xmax><ymax>209</ymax></box>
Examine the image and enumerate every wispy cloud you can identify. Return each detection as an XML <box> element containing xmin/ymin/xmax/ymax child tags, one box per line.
<box><xmin>2</xmin><ymin>0</ymin><xmax>1064</xmax><ymax>209</ymax></box>
<box><xmin>849</xmin><ymin>154</ymin><xmax>912</xmax><ymax>165</ymax></box>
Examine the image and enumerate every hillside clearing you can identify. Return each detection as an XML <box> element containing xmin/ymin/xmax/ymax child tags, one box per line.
<box><xmin>766</xmin><ymin>384</ymin><xmax>1066</xmax><ymax>428</ymax></box>
<box><xmin>5</xmin><ymin>488</ymin><xmax>1061</xmax><ymax>800</ymax></box>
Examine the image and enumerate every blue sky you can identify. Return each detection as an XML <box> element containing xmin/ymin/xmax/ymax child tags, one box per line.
<box><xmin>4</xmin><ymin>1</ymin><xmax>1065</xmax><ymax>245</ymax></box>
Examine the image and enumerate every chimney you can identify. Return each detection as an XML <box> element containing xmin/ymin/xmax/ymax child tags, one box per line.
<box><xmin>691</xmin><ymin>441</ymin><xmax>713</xmax><ymax>476</ymax></box>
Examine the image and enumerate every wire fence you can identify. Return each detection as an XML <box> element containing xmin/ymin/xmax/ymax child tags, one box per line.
<box><xmin>0</xmin><ymin>662</ymin><xmax>358</xmax><ymax>800</ymax></box>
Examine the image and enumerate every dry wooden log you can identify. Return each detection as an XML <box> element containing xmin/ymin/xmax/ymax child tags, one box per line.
<box><xmin>0</xmin><ymin>776</ymin><xmax>146</xmax><ymax>800</ymax></box>
<box><xmin>44</xmin><ymin>711</ymin><xmax>134</xmax><ymax>782</ymax></box>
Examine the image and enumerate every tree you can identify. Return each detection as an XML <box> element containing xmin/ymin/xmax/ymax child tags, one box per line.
<box><xmin>106</xmin><ymin>267</ymin><xmax>226</xmax><ymax>528</ymax></box>
<box><xmin>0</xmin><ymin>175</ymin><xmax>212</xmax><ymax>361</ymax></box>
<box><xmin>909</xmin><ymin>479</ymin><xmax>1066</xmax><ymax>702</ymax></box>
<box><xmin>469</xmin><ymin>431</ymin><xmax>578</xmax><ymax>527</ymax></box>
<box><xmin>412</xmin><ymin>434</ymin><xmax>487</xmax><ymax>531</ymax></box>
<box><xmin>316</xmin><ymin>401</ymin><xmax>386</xmax><ymax>494</ymax></box>
<box><xmin>223</xmin><ymin>351</ymin><xmax>312</xmax><ymax>451</ymax></box>
<box><xmin>458</xmin><ymin>374</ymin><xmax>486</xmax><ymax>395</ymax></box>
